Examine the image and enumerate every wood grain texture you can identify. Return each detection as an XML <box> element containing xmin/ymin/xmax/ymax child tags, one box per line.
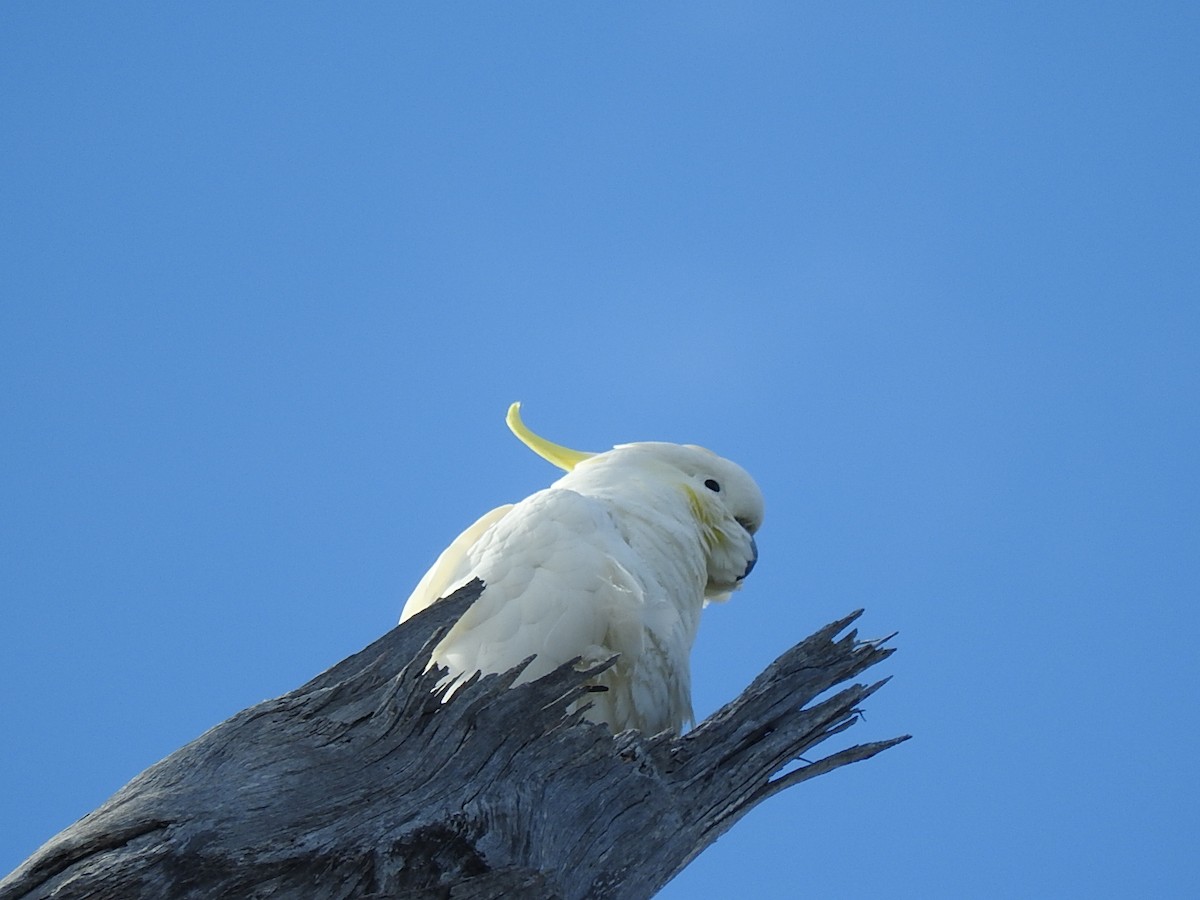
<box><xmin>1</xmin><ymin>581</ymin><xmax>907</xmax><ymax>900</ymax></box>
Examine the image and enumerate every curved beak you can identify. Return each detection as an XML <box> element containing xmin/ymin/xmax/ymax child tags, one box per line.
<box><xmin>738</xmin><ymin>536</ymin><xmax>758</xmax><ymax>581</ymax></box>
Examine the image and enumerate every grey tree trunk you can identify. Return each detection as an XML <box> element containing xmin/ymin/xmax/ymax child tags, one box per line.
<box><xmin>0</xmin><ymin>581</ymin><xmax>906</xmax><ymax>900</ymax></box>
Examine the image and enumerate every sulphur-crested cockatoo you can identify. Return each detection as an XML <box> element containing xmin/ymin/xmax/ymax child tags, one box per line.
<box><xmin>399</xmin><ymin>404</ymin><xmax>763</xmax><ymax>735</ymax></box>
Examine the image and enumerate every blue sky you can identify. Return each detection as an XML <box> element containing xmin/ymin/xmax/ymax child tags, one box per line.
<box><xmin>2</xmin><ymin>4</ymin><xmax>1196</xmax><ymax>897</ymax></box>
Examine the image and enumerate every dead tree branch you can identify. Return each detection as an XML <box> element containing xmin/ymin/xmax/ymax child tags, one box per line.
<box><xmin>0</xmin><ymin>581</ymin><xmax>907</xmax><ymax>900</ymax></box>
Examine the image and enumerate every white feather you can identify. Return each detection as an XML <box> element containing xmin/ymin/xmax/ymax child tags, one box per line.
<box><xmin>400</xmin><ymin>422</ymin><xmax>763</xmax><ymax>736</ymax></box>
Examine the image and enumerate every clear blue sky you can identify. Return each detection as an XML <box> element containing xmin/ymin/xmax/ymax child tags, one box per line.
<box><xmin>2</xmin><ymin>5</ymin><xmax>1196</xmax><ymax>897</ymax></box>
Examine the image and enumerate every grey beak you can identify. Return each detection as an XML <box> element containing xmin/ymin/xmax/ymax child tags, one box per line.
<box><xmin>738</xmin><ymin>536</ymin><xmax>758</xmax><ymax>580</ymax></box>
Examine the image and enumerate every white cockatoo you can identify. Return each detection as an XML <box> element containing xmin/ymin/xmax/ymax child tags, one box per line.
<box><xmin>399</xmin><ymin>404</ymin><xmax>764</xmax><ymax>735</ymax></box>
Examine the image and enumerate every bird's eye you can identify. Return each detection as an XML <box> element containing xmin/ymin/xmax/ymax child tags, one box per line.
<box><xmin>704</xmin><ymin>478</ymin><xmax>721</xmax><ymax>492</ymax></box>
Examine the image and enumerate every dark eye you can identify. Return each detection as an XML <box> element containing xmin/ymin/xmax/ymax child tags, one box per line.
<box><xmin>704</xmin><ymin>478</ymin><xmax>721</xmax><ymax>492</ymax></box>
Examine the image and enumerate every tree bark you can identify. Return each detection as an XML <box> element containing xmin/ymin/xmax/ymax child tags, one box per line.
<box><xmin>0</xmin><ymin>581</ymin><xmax>907</xmax><ymax>900</ymax></box>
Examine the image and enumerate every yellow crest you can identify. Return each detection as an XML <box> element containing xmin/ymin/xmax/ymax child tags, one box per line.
<box><xmin>506</xmin><ymin>403</ymin><xmax>595</xmax><ymax>471</ymax></box>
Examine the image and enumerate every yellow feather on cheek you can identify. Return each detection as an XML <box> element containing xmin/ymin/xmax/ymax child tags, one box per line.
<box><xmin>681</xmin><ymin>485</ymin><xmax>726</xmax><ymax>549</ymax></box>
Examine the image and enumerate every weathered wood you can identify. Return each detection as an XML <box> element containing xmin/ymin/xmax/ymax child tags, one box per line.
<box><xmin>0</xmin><ymin>581</ymin><xmax>907</xmax><ymax>900</ymax></box>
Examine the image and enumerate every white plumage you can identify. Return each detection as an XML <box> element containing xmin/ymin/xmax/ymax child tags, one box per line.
<box><xmin>400</xmin><ymin>404</ymin><xmax>763</xmax><ymax>735</ymax></box>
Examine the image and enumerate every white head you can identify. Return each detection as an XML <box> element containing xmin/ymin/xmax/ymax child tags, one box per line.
<box><xmin>506</xmin><ymin>403</ymin><xmax>764</xmax><ymax>599</ymax></box>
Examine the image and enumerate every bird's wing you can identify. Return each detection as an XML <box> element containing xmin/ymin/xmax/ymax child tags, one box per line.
<box><xmin>428</xmin><ymin>489</ymin><xmax>663</xmax><ymax>725</ymax></box>
<box><xmin>399</xmin><ymin>503</ymin><xmax>515</xmax><ymax>623</ymax></box>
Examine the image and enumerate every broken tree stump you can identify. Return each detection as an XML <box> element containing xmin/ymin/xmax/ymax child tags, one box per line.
<box><xmin>0</xmin><ymin>580</ymin><xmax>907</xmax><ymax>899</ymax></box>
